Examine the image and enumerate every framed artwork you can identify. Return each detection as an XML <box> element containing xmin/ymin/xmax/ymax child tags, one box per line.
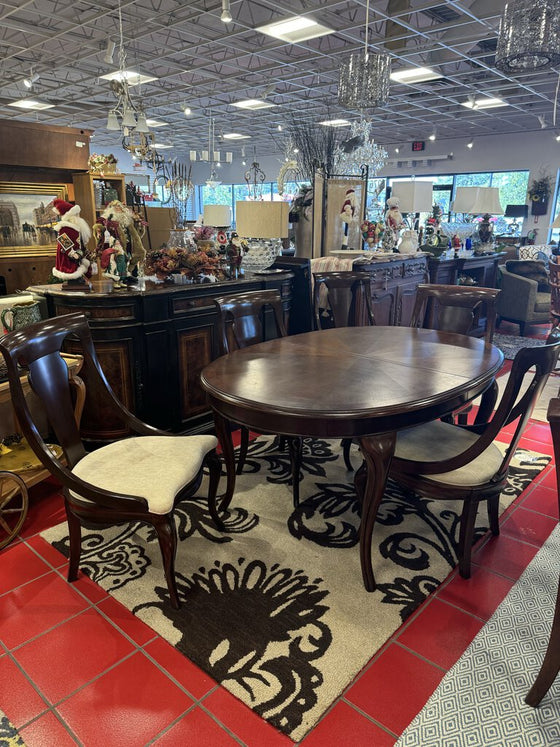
<box><xmin>0</xmin><ymin>182</ymin><xmax>67</xmax><ymax>257</ymax></box>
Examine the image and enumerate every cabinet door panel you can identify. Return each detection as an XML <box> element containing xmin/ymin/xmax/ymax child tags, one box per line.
<box><xmin>371</xmin><ymin>290</ymin><xmax>395</xmax><ymax>326</ymax></box>
<box><xmin>177</xmin><ymin>325</ymin><xmax>213</xmax><ymax>420</ymax></box>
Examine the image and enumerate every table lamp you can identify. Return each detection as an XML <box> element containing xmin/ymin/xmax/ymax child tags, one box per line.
<box><xmin>390</xmin><ymin>181</ymin><xmax>433</xmax><ymax>252</ymax></box>
<box><xmin>504</xmin><ymin>204</ymin><xmax>528</xmax><ymax>235</ymax></box>
<box><xmin>452</xmin><ymin>186</ymin><xmax>504</xmax><ymax>248</ymax></box>
<box><xmin>203</xmin><ymin>204</ymin><xmax>232</xmax><ymax>229</ymax></box>
<box><xmin>235</xmin><ymin>201</ymin><xmax>289</xmax><ymax>271</ymax></box>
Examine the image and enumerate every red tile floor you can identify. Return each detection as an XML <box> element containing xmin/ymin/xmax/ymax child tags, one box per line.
<box><xmin>1</xmin><ymin>328</ymin><xmax>558</xmax><ymax>746</ymax></box>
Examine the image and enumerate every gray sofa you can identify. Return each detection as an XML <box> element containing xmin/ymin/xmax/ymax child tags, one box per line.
<box><xmin>496</xmin><ymin>260</ymin><xmax>551</xmax><ymax>335</ymax></box>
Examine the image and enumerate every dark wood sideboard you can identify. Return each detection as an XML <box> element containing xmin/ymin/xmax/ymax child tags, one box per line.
<box><xmin>428</xmin><ymin>253</ymin><xmax>505</xmax><ymax>288</ymax></box>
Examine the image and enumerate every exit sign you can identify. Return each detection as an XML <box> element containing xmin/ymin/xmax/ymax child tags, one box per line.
<box><xmin>412</xmin><ymin>140</ymin><xmax>425</xmax><ymax>152</ymax></box>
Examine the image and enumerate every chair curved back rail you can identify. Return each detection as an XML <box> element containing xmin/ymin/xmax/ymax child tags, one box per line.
<box><xmin>0</xmin><ymin>312</ymin><xmax>222</xmax><ymax>609</ymax></box>
<box><xmin>549</xmin><ymin>258</ymin><xmax>560</xmax><ymax>326</ymax></box>
<box><xmin>411</xmin><ymin>284</ymin><xmax>501</xmax><ymax>343</ymax></box>
<box><xmin>213</xmin><ymin>289</ymin><xmax>287</xmax><ymax>355</ymax></box>
<box><xmin>312</xmin><ymin>271</ymin><xmax>375</xmax><ymax>330</ymax></box>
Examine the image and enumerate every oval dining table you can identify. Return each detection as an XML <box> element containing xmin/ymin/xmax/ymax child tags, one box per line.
<box><xmin>200</xmin><ymin>326</ymin><xmax>504</xmax><ymax>592</ymax></box>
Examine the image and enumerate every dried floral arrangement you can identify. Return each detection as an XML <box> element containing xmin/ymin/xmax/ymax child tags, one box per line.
<box><xmin>88</xmin><ymin>153</ymin><xmax>118</xmax><ymax>174</ymax></box>
<box><xmin>144</xmin><ymin>245</ymin><xmax>225</xmax><ymax>281</ymax></box>
<box><xmin>527</xmin><ymin>171</ymin><xmax>554</xmax><ymax>202</ymax></box>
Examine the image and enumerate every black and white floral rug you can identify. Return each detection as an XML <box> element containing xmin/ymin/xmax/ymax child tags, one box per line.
<box><xmin>42</xmin><ymin>437</ymin><xmax>549</xmax><ymax>742</ymax></box>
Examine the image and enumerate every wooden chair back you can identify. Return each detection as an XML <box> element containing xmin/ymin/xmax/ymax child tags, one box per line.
<box><xmin>410</xmin><ymin>284</ymin><xmax>501</xmax><ymax>343</ymax></box>
<box><xmin>213</xmin><ymin>289</ymin><xmax>287</xmax><ymax>355</ymax></box>
<box><xmin>549</xmin><ymin>258</ymin><xmax>560</xmax><ymax>321</ymax></box>
<box><xmin>313</xmin><ymin>271</ymin><xmax>375</xmax><ymax>329</ymax></box>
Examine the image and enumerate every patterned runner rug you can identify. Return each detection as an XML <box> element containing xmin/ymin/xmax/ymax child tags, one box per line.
<box><xmin>42</xmin><ymin>437</ymin><xmax>549</xmax><ymax>742</ymax></box>
<box><xmin>396</xmin><ymin>524</ymin><xmax>560</xmax><ymax>747</ymax></box>
<box><xmin>0</xmin><ymin>709</ymin><xmax>26</xmax><ymax>746</ymax></box>
<box><xmin>493</xmin><ymin>333</ymin><xmax>545</xmax><ymax>360</ymax></box>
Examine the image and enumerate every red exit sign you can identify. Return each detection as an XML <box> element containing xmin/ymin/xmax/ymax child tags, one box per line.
<box><xmin>412</xmin><ymin>140</ymin><xmax>425</xmax><ymax>152</ymax></box>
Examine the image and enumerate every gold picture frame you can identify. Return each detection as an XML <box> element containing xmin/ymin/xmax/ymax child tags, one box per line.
<box><xmin>0</xmin><ymin>182</ymin><xmax>67</xmax><ymax>258</ymax></box>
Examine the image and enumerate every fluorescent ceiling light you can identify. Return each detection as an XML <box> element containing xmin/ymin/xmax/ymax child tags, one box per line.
<box><xmin>145</xmin><ymin>118</ymin><xmax>168</xmax><ymax>127</ymax></box>
<box><xmin>150</xmin><ymin>143</ymin><xmax>173</xmax><ymax>149</ymax></box>
<box><xmin>390</xmin><ymin>66</ymin><xmax>442</xmax><ymax>84</ymax></box>
<box><xmin>100</xmin><ymin>70</ymin><xmax>157</xmax><ymax>86</ymax></box>
<box><xmin>256</xmin><ymin>15</ymin><xmax>333</xmax><ymax>43</ymax></box>
<box><xmin>8</xmin><ymin>99</ymin><xmax>54</xmax><ymax>110</ymax></box>
<box><xmin>319</xmin><ymin>118</ymin><xmax>351</xmax><ymax>127</ymax></box>
<box><xmin>232</xmin><ymin>99</ymin><xmax>276</xmax><ymax>110</ymax></box>
<box><xmin>461</xmin><ymin>97</ymin><xmax>506</xmax><ymax>110</ymax></box>
<box><xmin>222</xmin><ymin>132</ymin><xmax>251</xmax><ymax>139</ymax></box>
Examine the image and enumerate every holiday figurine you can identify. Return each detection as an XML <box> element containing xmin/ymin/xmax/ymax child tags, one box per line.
<box><xmin>382</xmin><ymin>196</ymin><xmax>404</xmax><ymax>251</ymax></box>
<box><xmin>93</xmin><ymin>200</ymin><xmax>146</xmax><ymax>280</ymax></box>
<box><xmin>340</xmin><ymin>188</ymin><xmax>359</xmax><ymax>250</ymax></box>
<box><xmin>99</xmin><ymin>234</ymin><xmax>128</xmax><ymax>285</ymax></box>
<box><xmin>52</xmin><ymin>200</ymin><xmax>92</xmax><ymax>285</ymax></box>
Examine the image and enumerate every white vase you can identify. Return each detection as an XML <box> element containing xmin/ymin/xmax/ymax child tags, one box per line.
<box><xmin>398</xmin><ymin>230</ymin><xmax>418</xmax><ymax>254</ymax></box>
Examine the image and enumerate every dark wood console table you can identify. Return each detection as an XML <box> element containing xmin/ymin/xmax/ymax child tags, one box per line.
<box><xmin>428</xmin><ymin>253</ymin><xmax>505</xmax><ymax>288</ymax></box>
<box><xmin>29</xmin><ymin>272</ymin><xmax>293</xmax><ymax>442</ymax></box>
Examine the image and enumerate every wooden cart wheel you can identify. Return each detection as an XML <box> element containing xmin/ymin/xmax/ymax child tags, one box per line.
<box><xmin>0</xmin><ymin>471</ymin><xmax>29</xmax><ymax>550</ymax></box>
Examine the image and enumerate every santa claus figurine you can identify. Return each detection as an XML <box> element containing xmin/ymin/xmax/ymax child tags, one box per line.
<box><xmin>93</xmin><ymin>200</ymin><xmax>146</xmax><ymax>280</ymax></box>
<box><xmin>52</xmin><ymin>199</ymin><xmax>92</xmax><ymax>284</ymax></box>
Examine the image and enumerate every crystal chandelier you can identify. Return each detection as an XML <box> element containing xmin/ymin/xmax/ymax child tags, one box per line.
<box><xmin>338</xmin><ymin>0</ymin><xmax>391</xmax><ymax>110</ymax></box>
<box><xmin>495</xmin><ymin>0</ymin><xmax>560</xmax><ymax>72</ymax></box>
<box><xmin>244</xmin><ymin>152</ymin><xmax>266</xmax><ymax>200</ymax></box>
<box><xmin>334</xmin><ymin>119</ymin><xmax>388</xmax><ymax>176</ymax></box>
<box><xmin>189</xmin><ymin>115</ymin><xmax>232</xmax><ymax>188</ymax></box>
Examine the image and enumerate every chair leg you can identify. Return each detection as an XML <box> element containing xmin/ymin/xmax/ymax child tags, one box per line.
<box><xmin>342</xmin><ymin>438</ymin><xmax>354</xmax><ymax>471</ymax></box>
<box><xmin>487</xmin><ymin>495</ymin><xmax>500</xmax><ymax>536</ymax></box>
<box><xmin>525</xmin><ymin>576</ymin><xmax>560</xmax><ymax>706</ymax></box>
<box><xmin>65</xmin><ymin>500</ymin><xmax>82</xmax><ymax>583</ymax></box>
<box><xmin>288</xmin><ymin>436</ymin><xmax>302</xmax><ymax>507</ymax></box>
<box><xmin>236</xmin><ymin>426</ymin><xmax>250</xmax><ymax>475</ymax></box>
<box><xmin>519</xmin><ymin>321</ymin><xmax>526</xmax><ymax>336</ymax></box>
<box><xmin>153</xmin><ymin>514</ymin><xmax>180</xmax><ymax>609</ymax></box>
<box><xmin>458</xmin><ymin>499</ymin><xmax>479</xmax><ymax>578</ymax></box>
<box><xmin>205</xmin><ymin>450</ymin><xmax>224</xmax><ymax>530</ymax></box>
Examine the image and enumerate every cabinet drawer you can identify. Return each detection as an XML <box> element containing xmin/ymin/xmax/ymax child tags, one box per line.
<box><xmin>56</xmin><ymin>304</ymin><xmax>137</xmax><ymax>321</ymax></box>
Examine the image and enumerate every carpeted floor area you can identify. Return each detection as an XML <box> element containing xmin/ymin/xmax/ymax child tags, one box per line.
<box><xmin>42</xmin><ymin>436</ymin><xmax>550</xmax><ymax>742</ymax></box>
<box><xmin>493</xmin><ymin>333</ymin><xmax>545</xmax><ymax>360</ymax></box>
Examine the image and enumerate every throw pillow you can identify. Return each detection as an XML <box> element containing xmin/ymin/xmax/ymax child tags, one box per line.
<box><xmin>505</xmin><ymin>260</ymin><xmax>550</xmax><ymax>292</ymax></box>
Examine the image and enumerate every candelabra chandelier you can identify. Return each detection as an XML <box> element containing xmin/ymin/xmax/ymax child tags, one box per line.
<box><xmin>495</xmin><ymin>0</ymin><xmax>560</xmax><ymax>72</ymax></box>
<box><xmin>245</xmin><ymin>154</ymin><xmax>266</xmax><ymax>200</ymax></box>
<box><xmin>189</xmin><ymin>116</ymin><xmax>232</xmax><ymax>188</ymax></box>
<box><xmin>334</xmin><ymin>119</ymin><xmax>388</xmax><ymax>176</ymax></box>
<box><xmin>338</xmin><ymin>0</ymin><xmax>391</xmax><ymax>109</ymax></box>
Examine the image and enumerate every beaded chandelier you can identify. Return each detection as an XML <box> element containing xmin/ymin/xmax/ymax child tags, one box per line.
<box><xmin>495</xmin><ymin>0</ymin><xmax>560</xmax><ymax>72</ymax></box>
<box><xmin>334</xmin><ymin>119</ymin><xmax>388</xmax><ymax>175</ymax></box>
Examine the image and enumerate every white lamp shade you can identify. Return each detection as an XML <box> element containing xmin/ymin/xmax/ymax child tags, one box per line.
<box><xmin>235</xmin><ymin>201</ymin><xmax>289</xmax><ymax>238</ymax></box>
<box><xmin>453</xmin><ymin>186</ymin><xmax>504</xmax><ymax>215</ymax></box>
<box><xmin>203</xmin><ymin>204</ymin><xmax>231</xmax><ymax>227</ymax></box>
<box><xmin>106</xmin><ymin>110</ymin><xmax>120</xmax><ymax>131</ymax></box>
<box><xmin>121</xmin><ymin>107</ymin><xmax>137</xmax><ymax>128</ymax></box>
<box><xmin>391</xmin><ymin>181</ymin><xmax>433</xmax><ymax>212</ymax></box>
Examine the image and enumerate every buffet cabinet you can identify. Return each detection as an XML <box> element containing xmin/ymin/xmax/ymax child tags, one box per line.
<box><xmin>30</xmin><ymin>273</ymin><xmax>293</xmax><ymax>443</ymax></box>
<box><xmin>427</xmin><ymin>254</ymin><xmax>505</xmax><ymax>288</ymax></box>
<box><xmin>355</xmin><ymin>254</ymin><xmax>429</xmax><ymax>326</ymax></box>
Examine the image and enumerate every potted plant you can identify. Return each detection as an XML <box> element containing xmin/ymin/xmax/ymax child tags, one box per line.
<box><xmin>527</xmin><ymin>171</ymin><xmax>554</xmax><ymax>216</ymax></box>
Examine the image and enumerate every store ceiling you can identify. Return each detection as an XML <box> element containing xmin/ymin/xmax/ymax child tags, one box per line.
<box><xmin>0</xmin><ymin>0</ymin><xmax>558</xmax><ymax>161</ymax></box>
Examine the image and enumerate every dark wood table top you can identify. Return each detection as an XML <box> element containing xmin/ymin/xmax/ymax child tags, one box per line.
<box><xmin>201</xmin><ymin>326</ymin><xmax>504</xmax><ymax>438</ymax></box>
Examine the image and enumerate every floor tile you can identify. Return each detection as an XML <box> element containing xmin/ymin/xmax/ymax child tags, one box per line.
<box><xmin>152</xmin><ymin>707</ymin><xmax>240</xmax><ymax>745</ymax></box>
<box><xmin>0</xmin><ymin>656</ymin><xmax>49</xmax><ymax>727</ymax></box>
<box><xmin>345</xmin><ymin>644</ymin><xmax>443</xmax><ymax>735</ymax></box>
<box><xmin>523</xmin><ymin>422</ymin><xmax>552</xmax><ymax>445</ymax></box>
<box><xmin>500</xmin><ymin>506</ymin><xmax>558</xmax><ymax>547</ymax></box>
<box><xmin>144</xmin><ymin>637</ymin><xmax>216</xmax><ymax>700</ymax></box>
<box><xmin>14</xmin><ymin>607</ymin><xmax>136</xmax><ymax>704</ymax></box>
<box><xmin>0</xmin><ymin>542</ymin><xmax>51</xmax><ymax>595</ymax></box>
<box><xmin>396</xmin><ymin>598</ymin><xmax>484</xmax><ymax>670</ymax></box>
<box><xmin>98</xmin><ymin>596</ymin><xmax>158</xmax><ymax>646</ymax></box>
<box><xmin>436</xmin><ymin>566</ymin><xmax>514</xmax><ymax>621</ymax></box>
<box><xmin>203</xmin><ymin>686</ymin><xmax>293</xmax><ymax>746</ymax></box>
<box><xmin>24</xmin><ymin>535</ymin><xmax>68</xmax><ymax>569</ymax></box>
<box><xmin>64</xmin><ymin>570</ymin><xmax>109</xmax><ymax>604</ymax></box>
<box><xmin>57</xmin><ymin>651</ymin><xmax>193</xmax><ymax>747</ymax></box>
<box><xmin>472</xmin><ymin>533</ymin><xmax>539</xmax><ymax>580</ymax></box>
<box><xmin>301</xmin><ymin>701</ymin><xmax>396</xmax><ymax>746</ymax></box>
<box><xmin>535</xmin><ymin>466</ymin><xmax>558</xmax><ymax>492</ymax></box>
<box><xmin>19</xmin><ymin>710</ymin><xmax>79</xmax><ymax>746</ymax></box>
<box><xmin>520</xmin><ymin>486</ymin><xmax>559</xmax><ymax>519</ymax></box>
<box><xmin>0</xmin><ymin>572</ymin><xmax>90</xmax><ymax>649</ymax></box>
<box><xmin>518</xmin><ymin>436</ymin><xmax>555</xmax><ymax>458</ymax></box>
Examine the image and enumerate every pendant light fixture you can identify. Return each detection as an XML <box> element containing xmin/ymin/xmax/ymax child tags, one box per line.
<box><xmin>495</xmin><ymin>0</ymin><xmax>560</xmax><ymax>72</ymax></box>
<box><xmin>338</xmin><ymin>0</ymin><xmax>391</xmax><ymax>110</ymax></box>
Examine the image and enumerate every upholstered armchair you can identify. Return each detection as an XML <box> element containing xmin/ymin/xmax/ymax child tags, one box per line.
<box><xmin>496</xmin><ymin>260</ymin><xmax>552</xmax><ymax>335</ymax></box>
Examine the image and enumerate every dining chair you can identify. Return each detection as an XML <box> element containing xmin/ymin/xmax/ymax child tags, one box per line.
<box><xmin>525</xmin><ymin>395</ymin><xmax>560</xmax><ymax>707</ymax></box>
<box><xmin>385</xmin><ymin>338</ymin><xmax>560</xmax><ymax>579</ymax></box>
<box><xmin>0</xmin><ymin>313</ymin><xmax>222</xmax><ymax>610</ymax></box>
<box><xmin>213</xmin><ymin>290</ymin><xmax>302</xmax><ymax>506</ymax></box>
<box><xmin>313</xmin><ymin>271</ymin><xmax>375</xmax><ymax>330</ymax></box>
<box><xmin>548</xmin><ymin>257</ymin><xmax>560</xmax><ymax>329</ymax></box>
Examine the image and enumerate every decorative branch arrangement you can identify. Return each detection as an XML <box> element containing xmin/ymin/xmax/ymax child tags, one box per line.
<box><xmin>285</xmin><ymin>117</ymin><xmax>340</xmax><ymax>179</ymax></box>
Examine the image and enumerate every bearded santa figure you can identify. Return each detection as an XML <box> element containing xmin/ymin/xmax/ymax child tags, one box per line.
<box><xmin>52</xmin><ymin>200</ymin><xmax>92</xmax><ymax>281</ymax></box>
<box><xmin>93</xmin><ymin>200</ymin><xmax>145</xmax><ymax>277</ymax></box>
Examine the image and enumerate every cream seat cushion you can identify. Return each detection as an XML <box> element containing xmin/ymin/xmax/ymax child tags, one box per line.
<box><xmin>71</xmin><ymin>435</ymin><xmax>218</xmax><ymax>515</ymax></box>
<box><xmin>394</xmin><ymin>420</ymin><xmax>504</xmax><ymax>487</ymax></box>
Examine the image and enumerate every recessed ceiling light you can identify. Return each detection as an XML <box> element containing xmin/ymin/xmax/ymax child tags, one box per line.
<box><xmin>145</xmin><ymin>119</ymin><xmax>168</xmax><ymax>127</ymax></box>
<box><xmin>100</xmin><ymin>70</ymin><xmax>157</xmax><ymax>86</ymax></box>
<box><xmin>232</xmin><ymin>99</ymin><xmax>276</xmax><ymax>110</ymax></box>
<box><xmin>319</xmin><ymin>118</ymin><xmax>351</xmax><ymax>127</ymax></box>
<box><xmin>8</xmin><ymin>99</ymin><xmax>54</xmax><ymax>110</ymax></box>
<box><xmin>150</xmin><ymin>143</ymin><xmax>173</xmax><ymax>149</ymax></box>
<box><xmin>222</xmin><ymin>133</ymin><xmax>251</xmax><ymax>139</ymax></box>
<box><xmin>390</xmin><ymin>66</ymin><xmax>442</xmax><ymax>84</ymax></box>
<box><xmin>461</xmin><ymin>97</ymin><xmax>506</xmax><ymax>110</ymax></box>
<box><xmin>256</xmin><ymin>15</ymin><xmax>333</xmax><ymax>43</ymax></box>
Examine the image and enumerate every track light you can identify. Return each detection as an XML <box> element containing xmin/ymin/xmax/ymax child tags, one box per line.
<box><xmin>429</xmin><ymin>130</ymin><xmax>436</xmax><ymax>141</ymax></box>
<box><xmin>103</xmin><ymin>39</ymin><xmax>116</xmax><ymax>64</ymax></box>
<box><xmin>23</xmin><ymin>73</ymin><xmax>39</xmax><ymax>88</ymax></box>
<box><xmin>220</xmin><ymin>0</ymin><xmax>232</xmax><ymax>23</ymax></box>
<box><xmin>467</xmin><ymin>139</ymin><xmax>474</xmax><ymax>149</ymax></box>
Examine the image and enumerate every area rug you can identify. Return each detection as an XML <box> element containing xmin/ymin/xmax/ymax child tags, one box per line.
<box><xmin>396</xmin><ymin>524</ymin><xmax>560</xmax><ymax>746</ymax></box>
<box><xmin>42</xmin><ymin>437</ymin><xmax>550</xmax><ymax>742</ymax></box>
<box><xmin>0</xmin><ymin>709</ymin><xmax>26</xmax><ymax>746</ymax></box>
<box><xmin>493</xmin><ymin>332</ymin><xmax>545</xmax><ymax>360</ymax></box>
